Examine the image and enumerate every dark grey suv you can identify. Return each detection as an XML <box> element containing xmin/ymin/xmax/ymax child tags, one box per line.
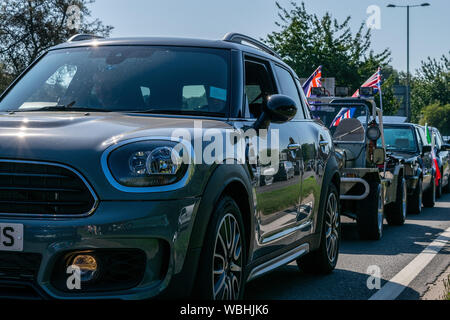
<box><xmin>0</xmin><ymin>33</ymin><xmax>340</xmax><ymax>300</ymax></box>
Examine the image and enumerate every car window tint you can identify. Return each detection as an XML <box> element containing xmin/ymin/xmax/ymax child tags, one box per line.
<box><xmin>22</xmin><ymin>64</ymin><xmax>77</xmax><ymax>109</ymax></box>
<box><xmin>182</xmin><ymin>85</ymin><xmax>208</xmax><ymax>110</ymax></box>
<box><xmin>244</xmin><ymin>60</ymin><xmax>275</xmax><ymax>119</ymax></box>
<box><xmin>274</xmin><ymin>65</ymin><xmax>304</xmax><ymax>119</ymax></box>
<box><xmin>0</xmin><ymin>46</ymin><xmax>230</xmax><ymax>115</ymax></box>
<box><xmin>380</xmin><ymin>127</ymin><xmax>417</xmax><ymax>152</ymax></box>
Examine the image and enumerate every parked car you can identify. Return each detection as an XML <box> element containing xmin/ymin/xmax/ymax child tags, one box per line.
<box><xmin>309</xmin><ymin>96</ymin><xmax>406</xmax><ymax>240</ymax></box>
<box><xmin>275</xmin><ymin>161</ymin><xmax>295</xmax><ymax>181</ymax></box>
<box><xmin>0</xmin><ymin>33</ymin><xmax>340</xmax><ymax>300</ymax></box>
<box><xmin>431</xmin><ymin>127</ymin><xmax>450</xmax><ymax>197</ymax></box>
<box><xmin>381</xmin><ymin>123</ymin><xmax>436</xmax><ymax>214</ymax></box>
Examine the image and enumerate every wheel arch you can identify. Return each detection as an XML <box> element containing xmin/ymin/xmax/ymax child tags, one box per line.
<box><xmin>314</xmin><ymin>155</ymin><xmax>340</xmax><ymax>249</ymax></box>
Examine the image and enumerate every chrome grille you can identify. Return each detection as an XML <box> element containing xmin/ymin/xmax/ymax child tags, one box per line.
<box><xmin>0</xmin><ymin>160</ymin><xmax>97</xmax><ymax>217</ymax></box>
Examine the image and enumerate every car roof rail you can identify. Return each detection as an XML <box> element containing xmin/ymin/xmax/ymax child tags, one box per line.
<box><xmin>222</xmin><ymin>33</ymin><xmax>281</xmax><ymax>59</ymax></box>
<box><xmin>67</xmin><ymin>34</ymin><xmax>104</xmax><ymax>42</ymax></box>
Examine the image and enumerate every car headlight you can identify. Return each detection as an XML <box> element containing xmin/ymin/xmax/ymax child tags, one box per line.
<box><xmin>366</xmin><ymin>125</ymin><xmax>381</xmax><ymax>141</ymax></box>
<box><xmin>107</xmin><ymin>140</ymin><xmax>189</xmax><ymax>187</ymax></box>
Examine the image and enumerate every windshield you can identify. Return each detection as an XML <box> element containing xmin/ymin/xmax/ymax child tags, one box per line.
<box><xmin>0</xmin><ymin>46</ymin><xmax>230</xmax><ymax>115</ymax></box>
<box><xmin>379</xmin><ymin>127</ymin><xmax>418</xmax><ymax>153</ymax></box>
<box><xmin>309</xmin><ymin>103</ymin><xmax>369</xmax><ymax>136</ymax></box>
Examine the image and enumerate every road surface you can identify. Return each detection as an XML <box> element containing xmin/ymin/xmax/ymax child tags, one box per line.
<box><xmin>245</xmin><ymin>192</ymin><xmax>450</xmax><ymax>300</ymax></box>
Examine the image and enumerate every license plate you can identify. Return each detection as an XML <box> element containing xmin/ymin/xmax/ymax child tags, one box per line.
<box><xmin>0</xmin><ymin>223</ymin><xmax>23</xmax><ymax>252</ymax></box>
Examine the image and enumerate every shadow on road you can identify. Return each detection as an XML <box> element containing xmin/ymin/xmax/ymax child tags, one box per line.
<box><xmin>339</xmin><ymin>193</ymin><xmax>450</xmax><ymax>256</ymax></box>
<box><xmin>244</xmin><ymin>264</ymin><xmax>421</xmax><ymax>300</ymax></box>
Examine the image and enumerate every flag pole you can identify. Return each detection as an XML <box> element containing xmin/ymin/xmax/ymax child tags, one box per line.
<box><xmin>378</xmin><ymin>67</ymin><xmax>383</xmax><ymax>114</ymax></box>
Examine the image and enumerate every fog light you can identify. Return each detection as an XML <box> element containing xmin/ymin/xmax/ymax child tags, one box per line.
<box><xmin>71</xmin><ymin>254</ymin><xmax>98</xmax><ymax>282</ymax></box>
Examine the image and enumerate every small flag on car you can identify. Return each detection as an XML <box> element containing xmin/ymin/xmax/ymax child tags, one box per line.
<box><xmin>302</xmin><ymin>66</ymin><xmax>322</xmax><ymax>98</ymax></box>
<box><xmin>352</xmin><ymin>67</ymin><xmax>381</xmax><ymax>97</ymax></box>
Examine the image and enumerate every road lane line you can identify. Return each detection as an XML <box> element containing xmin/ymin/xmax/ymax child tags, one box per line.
<box><xmin>369</xmin><ymin>226</ymin><xmax>450</xmax><ymax>300</ymax></box>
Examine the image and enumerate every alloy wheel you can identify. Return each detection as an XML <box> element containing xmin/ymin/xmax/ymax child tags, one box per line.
<box><xmin>325</xmin><ymin>192</ymin><xmax>339</xmax><ymax>263</ymax></box>
<box><xmin>212</xmin><ymin>213</ymin><xmax>243</xmax><ymax>300</ymax></box>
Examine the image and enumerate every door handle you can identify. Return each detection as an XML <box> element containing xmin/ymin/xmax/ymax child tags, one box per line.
<box><xmin>288</xmin><ymin>143</ymin><xmax>301</xmax><ymax>150</ymax></box>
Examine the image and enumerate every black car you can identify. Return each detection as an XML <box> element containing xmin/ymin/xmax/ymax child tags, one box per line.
<box><xmin>381</xmin><ymin>123</ymin><xmax>436</xmax><ymax>214</ymax></box>
<box><xmin>431</xmin><ymin>127</ymin><xmax>450</xmax><ymax>197</ymax></box>
<box><xmin>0</xmin><ymin>33</ymin><xmax>340</xmax><ymax>299</ymax></box>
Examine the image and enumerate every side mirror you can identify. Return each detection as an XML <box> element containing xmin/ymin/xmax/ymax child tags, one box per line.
<box><xmin>254</xmin><ymin>94</ymin><xmax>297</xmax><ymax>129</ymax></box>
<box><xmin>422</xmin><ymin>145</ymin><xmax>432</xmax><ymax>154</ymax></box>
<box><xmin>373</xmin><ymin>147</ymin><xmax>385</xmax><ymax>165</ymax></box>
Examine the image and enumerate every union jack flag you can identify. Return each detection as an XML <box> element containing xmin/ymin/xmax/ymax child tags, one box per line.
<box><xmin>330</xmin><ymin>107</ymin><xmax>356</xmax><ymax>127</ymax></box>
<box><xmin>302</xmin><ymin>66</ymin><xmax>322</xmax><ymax>97</ymax></box>
<box><xmin>352</xmin><ymin>67</ymin><xmax>381</xmax><ymax>97</ymax></box>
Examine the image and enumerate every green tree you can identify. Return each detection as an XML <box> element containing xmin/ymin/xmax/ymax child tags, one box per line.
<box><xmin>0</xmin><ymin>0</ymin><xmax>113</xmax><ymax>80</ymax></box>
<box><xmin>265</xmin><ymin>1</ymin><xmax>390</xmax><ymax>92</ymax></box>
<box><xmin>0</xmin><ymin>63</ymin><xmax>12</xmax><ymax>94</ymax></box>
<box><xmin>376</xmin><ymin>73</ymin><xmax>400</xmax><ymax>115</ymax></box>
<box><xmin>419</xmin><ymin>103</ymin><xmax>450</xmax><ymax>136</ymax></box>
<box><xmin>411</xmin><ymin>52</ymin><xmax>450</xmax><ymax>122</ymax></box>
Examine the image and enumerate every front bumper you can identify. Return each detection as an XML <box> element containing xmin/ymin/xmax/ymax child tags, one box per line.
<box><xmin>0</xmin><ymin>198</ymin><xmax>200</xmax><ymax>300</ymax></box>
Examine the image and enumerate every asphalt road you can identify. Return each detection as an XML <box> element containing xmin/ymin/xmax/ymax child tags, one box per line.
<box><xmin>245</xmin><ymin>192</ymin><xmax>450</xmax><ymax>300</ymax></box>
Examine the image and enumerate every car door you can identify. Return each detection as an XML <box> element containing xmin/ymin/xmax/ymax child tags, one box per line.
<box><xmin>240</xmin><ymin>56</ymin><xmax>304</xmax><ymax>259</ymax></box>
<box><xmin>415</xmin><ymin>126</ymin><xmax>433</xmax><ymax>189</ymax></box>
<box><xmin>273</xmin><ymin>64</ymin><xmax>327</xmax><ymax>243</ymax></box>
<box><xmin>435</xmin><ymin>129</ymin><xmax>450</xmax><ymax>187</ymax></box>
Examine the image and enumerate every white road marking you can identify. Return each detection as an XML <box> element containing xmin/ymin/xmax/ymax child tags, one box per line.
<box><xmin>369</xmin><ymin>226</ymin><xmax>450</xmax><ymax>300</ymax></box>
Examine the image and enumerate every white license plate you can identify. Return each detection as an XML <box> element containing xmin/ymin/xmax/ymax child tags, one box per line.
<box><xmin>0</xmin><ymin>223</ymin><xmax>23</xmax><ymax>252</ymax></box>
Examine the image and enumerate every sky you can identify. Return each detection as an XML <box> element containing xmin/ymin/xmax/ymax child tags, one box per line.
<box><xmin>89</xmin><ymin>0</ymin><xmax>449</xmax><ymax>76</ymax></box>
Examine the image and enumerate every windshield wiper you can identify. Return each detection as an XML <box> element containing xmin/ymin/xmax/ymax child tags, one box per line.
<box><xmin>14</xmin><ymin>101</ymin><xmax>109</xmax><ymax>113</ymax></box>
<box><xmin>24</xmin><ymin>106</ymin><xmax>110</xmax><ymax>112</ymax></box>
<box><xmin>127</xmin><ymin>109</ymin><xmax>225</xmax><ymax>117</ymax></box>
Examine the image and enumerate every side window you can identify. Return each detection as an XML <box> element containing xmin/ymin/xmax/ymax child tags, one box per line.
<box><xmin>274</xmin><ymin>65</ymin><xmax>304</xmax><ymax>120</ymax></box>
<box><xmin>296</xmin><ymin>78</ymin><xmax>311</xmax><ymax>119</ymax></box>
<box><xmin>244</xmin><ymin>60</ymin><xmax>276</xmax><ymax>119</ymax></box>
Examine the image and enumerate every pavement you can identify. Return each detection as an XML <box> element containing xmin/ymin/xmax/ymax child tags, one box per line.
<box><xmin>245</xmin><ymin>192</ymin><xmax>450</xmax><ymax>300</ymax></box>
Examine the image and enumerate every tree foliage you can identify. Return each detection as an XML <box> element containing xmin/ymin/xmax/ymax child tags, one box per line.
<box><xmin>419</xmin><ymin>103</ymin><xmax>450</xmax><ymax>136</ymax></box>
<box><xmin>265</xmin><ymin>1</ymin><xmax>390</xmax><ymax>92</ymax></box>
<box><xmin>0</xmin><ymin>0</ymin><xmax>112</xmax><ymax>79</ymax></box>
<box><xmin>411</xmin><ymin>52</ymin><xmax>450</xmax><ymax>123</ymax></box>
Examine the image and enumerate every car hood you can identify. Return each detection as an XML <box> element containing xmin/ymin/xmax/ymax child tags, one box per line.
<box><xmin>387</xmin><ymin>151</ymin><xmax>418</xmax><ymax>163</ymax></box>
<box><xmin>0</xmin><ymin>112</ymin><xmax>232</xmax><ymax>157</ymax></box>
<box><xmin>0</xmin><ymin>112</ymin><xmax>233</xmax><ymax>199</ymax></box>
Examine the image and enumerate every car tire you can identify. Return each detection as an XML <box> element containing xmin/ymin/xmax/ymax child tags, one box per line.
<box><xmin>386</xmin><ymin>177</ymin><xmax>407</xmax><ymax>226</ymax></box>
<box><xmin>194</xmin><ymin>196</ymin><xmax>246</xmax><ymax>300</ymax></box>
<box><xmin>444</xmin><ymin>178</ymin><xmax>450</xmax><ymax>194</ymax></box>
<box><xmin>423</xmin><ymin>177</ymin><xmax>436</xmax><ymax>208</ymax></box>
<box><xmin>436</xmin><ymin>175</ymin><xmax>442</xmax><ymax>198</ymax></box>
<box><xmin>356</xmin><ymin>182</ymin><xmax>384</xmax><ymax>240</ymax></box>
<box><xmin>408</xmin><ymin>178</ymin><xmax>422</xmax><ymax>214</ymax></box>
<box><xmin>297</xmin><ymin>183</ymin><xmax>340</xmax><ymax>274</ymax></box>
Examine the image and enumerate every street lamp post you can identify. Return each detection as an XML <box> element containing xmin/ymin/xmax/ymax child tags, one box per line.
<box><xmin>387</xmin><ymin>3</ymin><xmax>430</xmax><ymax>122</ymax></box>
